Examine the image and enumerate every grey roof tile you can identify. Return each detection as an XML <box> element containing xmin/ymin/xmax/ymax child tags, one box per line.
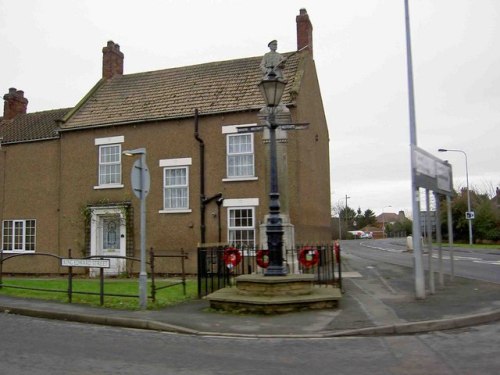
<box><xmin>0</xmin><ymin>108</ymin><xmax>70</xmax><ymax>144</ymax></box>
<box><xmin>62</xmin><ymin>52</ymin><xmax>303</xmax><ymax>129</ymax></box>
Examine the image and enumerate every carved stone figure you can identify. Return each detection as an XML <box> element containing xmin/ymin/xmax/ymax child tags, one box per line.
<box><xmin>260</xmin><ymin>40</ymin><xmax>285</xmax><ymax>80</ymax></box>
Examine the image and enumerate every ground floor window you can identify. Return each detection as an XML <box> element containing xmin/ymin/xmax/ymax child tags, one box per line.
<box><xmin>228</xmin><ymin>208</ymin><xmax>255</xmax><ymax>247</ymax></box>
<box><xmin>1</xmin><ymin>219</ymin><xmax>36</xmax><ymax>252</ymax></box>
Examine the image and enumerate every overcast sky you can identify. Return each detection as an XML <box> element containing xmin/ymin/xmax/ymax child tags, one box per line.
<box><xmin>1</xmin><ymin>0</ymin><xmax>498</xmax><ymax>216</ymax></box>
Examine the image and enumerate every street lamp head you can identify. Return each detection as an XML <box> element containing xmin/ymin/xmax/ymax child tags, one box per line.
<box><xmin>123</xmin><ymin>148</ymin><xmax>146</xmax><ymax>156</ymax></box>
<box><xmin>258</xmin><ymin>74</ymin><xmax>287</xmax><ymax>107</ymax></box>
<box><xmin>438</xmin><ymin>148</ymin><xmax>466</xmax><ymax>155</ymax></box>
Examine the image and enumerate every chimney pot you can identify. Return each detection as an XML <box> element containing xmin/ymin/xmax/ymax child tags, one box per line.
<box><xmin>296</xmin><ymin>8</ymin><xmax>313</xmax><ymax>56</ymax></box>
<box><xmin>102</xmin><ymin>40</ymin><xmax>124</xmax><ymax>80</ymax></box>
<box><xmin>3</xmin><ymin>88</ymin><xmax>28</xmax><ymax>120</ymax></box>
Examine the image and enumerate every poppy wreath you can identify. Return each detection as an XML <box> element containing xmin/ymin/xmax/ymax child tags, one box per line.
<box><xmin>223</xmin><ymin>247</ymin><xmax>242</xmax><ymax>267</ymax></box>
<box><xmin>256</xmin><ymin>249</ymin><xmax>270</xmax><ymax>268</ymax></box>
<box><xmin>298</xmin><ymin>246</ymin><xmax>320</xmax><ymax>268</ymax></box>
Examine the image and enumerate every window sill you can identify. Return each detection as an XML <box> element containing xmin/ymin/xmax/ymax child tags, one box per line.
<box><xmin>222</xmin><ymin>177</ymin><xmax>258</xmax><ymax>182</ymax></box>
<box><xmin>94</xmin><ymin>184</ymin><xmax>124</xmax><ymax>190</ymax></box>
<box><xmin>1</xmin><ymin>250</ymin><xmax>35</xmax><ymax>254</ymax></box>
<box><xmin>159</xmin><ymin>209</ymin><xmax>192</xmax><ymax>214</ymax></box>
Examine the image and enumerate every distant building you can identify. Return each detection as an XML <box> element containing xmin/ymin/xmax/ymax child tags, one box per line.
<box><xmin>376</xmin><ymin>211</ymin><xmax>405</xmax><ymax>226</ymax></box>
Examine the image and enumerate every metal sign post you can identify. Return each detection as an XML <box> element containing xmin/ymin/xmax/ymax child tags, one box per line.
<box><xmin>123</xmin><ymin>148</ymin><xmax>150</xmax><ymax>309</ymax></box>
<box><xmin>412</xmin><ymin>145</ymin><xmax>454</xmax><ymax>296</ymax></box>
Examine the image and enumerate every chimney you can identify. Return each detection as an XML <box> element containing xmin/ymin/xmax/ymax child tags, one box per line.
<box><xmin>3</xmin><ymin>88</ymin><xmax>28</xmax><ymax>120</ymax></box>
<box><xmin>102</xmin><ymin>41</ymin><xmax>124</xmax><ymax>80</ymax></box>
<box><xmin>296</xmin><ymin>8</ymin><xmax>313</xmax><ymax>56</ymax></box>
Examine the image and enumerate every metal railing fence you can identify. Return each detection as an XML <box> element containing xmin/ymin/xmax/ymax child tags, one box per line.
<box><xmin>0</xmin><ymin>248</ymin><xmax>187</xmax><ymax>306</ymax></box>
<box><xmin>197</xmin><ymin>243</ymin><xmax>341</xmax><ymax>298</ymax></box>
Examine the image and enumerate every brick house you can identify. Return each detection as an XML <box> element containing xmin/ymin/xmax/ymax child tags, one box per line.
<box><xmin>0</xmin><ymin>9</ymin><xmax>331</xmax><ymax>275</ymax></box>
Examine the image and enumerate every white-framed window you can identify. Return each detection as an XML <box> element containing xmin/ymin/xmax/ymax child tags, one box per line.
<box><xmin>99</xmin><ymin>144</ymin><xmax>121</xmax><ymax>185</ymax></box>
<box><xmin>95</xmin><ymin>136</ymin><xmax>124</xmax><ymax>189</ymax></box>
<box><xmin>226</xmin><ymin>133</ymin><xmax>255</xmax><ymax>179</ymax></box>
<box><xmin>2</xmin><ymin>219</ymin><xmax>36</xmax><ymax>252</ymax></box>
<box><xmin>228</xmin><ymin>207</ymin><xmax>255</xmax><ymax>247</ymax></box>
<box><xmin>159</xmin><ymin>158</ymin><xmax>192</xmax><ymax>213</ymax></box>
<box><xmin>164</xmin><ymin>167</ymin><xmax>189</xmax><ymax>210</ymax></box>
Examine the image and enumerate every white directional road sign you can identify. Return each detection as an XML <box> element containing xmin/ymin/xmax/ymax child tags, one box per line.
<box><xmin>412</xmin><ymin>145</ymin><xmax>453</xmax><ymax>196</ymax></box>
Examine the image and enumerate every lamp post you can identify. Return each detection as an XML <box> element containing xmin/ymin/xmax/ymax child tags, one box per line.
<box><xmin>405</xmin><ymin>0</ymin><xmax>425</xmax><ymax>299</ymax></box>
<box><xmin>258</xmin><ymin>72</ymin><xmax>287</xmax><ymax>276</ymax></box>
<box><xmin>344</xmin><ymin>194</ymin><xmax>350</xmax><ymax>232</ymax></box>
<box><xmin>438</xmin><ymin>148</ymin><xmax>473</xmax><ymax>245</ymax></box>
<box><xmin>123</xmin><ymin>147</ymin><xmax>149</xmax><ymax>308</ymax></box>
<box><xmin>337</xmin><ymin>200</ymin><xmax>344</xmax><ymax>240</ymax></box>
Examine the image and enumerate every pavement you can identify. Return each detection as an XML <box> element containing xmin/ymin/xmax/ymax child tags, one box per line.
<box><xmin>1</xmin><ymin>241</ymin><xmax>500</xmax><ymax>338</ymax></box>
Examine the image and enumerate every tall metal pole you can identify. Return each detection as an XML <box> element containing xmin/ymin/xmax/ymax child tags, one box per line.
<box><xmin>446</xmin><ymin>195</ymin><xmax>455</xmax><ymax>281</ymax></box>
<box><xmin>265</xmin><ymin>108</ymin><xmax>286</xmax><ymax>276</ymax></box>
<box><xmin>405</xmin><ymin>0</ymin><xmax>425</xmax><ymax>299</ymax></box>
<box><xmin>139</xmin><ymin>152</ymin><xmax>147</xmax><ymax>309</ymax></box>
<box><xmin>425</xmin><ymin>190</ymin><xmax>434</xmax><ymax>294</ymax></box>
<box><xmin>345</xmin><ymin>194</ymin><xmax>350</xmax><ymax>232</ymax></box>
<box><xmin>337</xmin><ymin>200</ymin><xmax>343</xmax><ymax>240</ymax></box>
<box><xmin>338</xmin><ymin>215</ymin><xmax>342</xmax><ymax>241</ymax></box>
<box><xmin>464</xmin><ymin>152</ymin><xmax>473</xmax><ymax>245</ymax></box>
<box><xmin>435</xmin><ymin>192</ymin><xmax>444</xmax><ymax>287</ymax></box>
<box><xmin>438</xmin><ymin>148</ymin><xmax>473</xmax><ymax>245</ymax></box>
<box><xmin>123</xmin><ymin>148</ymin><xmax>149</xmax><ymax>309</ymax></box>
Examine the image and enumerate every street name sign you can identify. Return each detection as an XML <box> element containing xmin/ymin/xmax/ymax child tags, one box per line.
<box><xmin>279</xmin><ymin>124</ymin><xmax>309</xmax><ymax>131</ymax></box>
<box><xmin>237</xmin><ymin>123</ymin><xmax>309</xmax><ymax>133</ymax></box>
<box><xmin>61</xmin><ymin>259</ymin><xmax>110</xmax><ymax>268</ymax></box>
<box><xmin>237</xmin><ymin>125</ymin><xmax>266</xmax><ymax>133</ymax></box>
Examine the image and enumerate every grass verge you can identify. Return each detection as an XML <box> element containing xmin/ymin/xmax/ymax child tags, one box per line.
<box><xmin>0</xmin><ymin>277</ymin><xmax>198</xmax><ymax>310</ymax></box>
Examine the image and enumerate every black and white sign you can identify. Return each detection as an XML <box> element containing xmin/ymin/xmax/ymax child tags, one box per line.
<box><xmin>61</xmin><ymin>259</ymin><xmax>110</xmax><ymax>268</ymax></box>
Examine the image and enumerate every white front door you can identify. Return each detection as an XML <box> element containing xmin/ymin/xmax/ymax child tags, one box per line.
<box><xmin>90</xmin><ymin>207</ymin><xmax>126</xmax><ymax>276</ymax></box>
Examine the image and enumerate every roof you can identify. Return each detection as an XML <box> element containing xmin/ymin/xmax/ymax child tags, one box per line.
<box><xmin>376</xmin><ymin>213</ymin><xmax>401</xmax><ymax>223</ymax></box>
<box><xmin>0</xmin><ymin>108</ymin><xmax>70</xmax><ymax>144</ymax></box>
<box><xmin>61</xmin><ymin>52</ymin><xmax>305</xmax><ymax>130</ymax></box>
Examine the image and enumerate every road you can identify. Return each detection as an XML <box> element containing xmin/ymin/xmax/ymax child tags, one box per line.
<box><xmin>342</xmin><ymin>238</ymin><xmax>500</xmax><ymax>284</ymax></box>
<box><xmin>1</xmin><ymin>314</ymin><xmax>500</xmax><ymax>374</ymax></box>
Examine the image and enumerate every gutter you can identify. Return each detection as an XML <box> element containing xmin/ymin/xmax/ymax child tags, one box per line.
<box><xmin>194</xmin><ymin>109</ymin><xmax>206</xmax><ymax>243</ymax></box>
<box><xmin>194</xmin><ymin>109</ymin><xmax>223</xmax><ymax>244</ymax></box>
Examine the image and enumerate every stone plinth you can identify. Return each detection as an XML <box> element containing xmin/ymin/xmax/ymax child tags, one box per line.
<box><xmin>206</xmin><ymin>274</ymin><xmax>341</xmax><ymax>314</ymax></box>
<box><xmin>236</xmin><ymin>274</ymin><xmax>315</xmax><ymax>296</ymax></box>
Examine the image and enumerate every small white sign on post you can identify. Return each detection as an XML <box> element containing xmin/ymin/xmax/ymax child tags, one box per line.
<box><xmin>465</xmin><ymin>211</ymin><xmax>475</xmax><ymax>220</ymax></box>
<box><xmin>61</xmin><ymin>259</ymin><xmax>110</xmax><ymax>268</ymax></box>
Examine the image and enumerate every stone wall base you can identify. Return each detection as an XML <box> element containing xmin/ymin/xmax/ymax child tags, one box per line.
<box><xmin>206</xmin><ymin>274</ymin><xmax>341</xmax><ymax>314</ymax></box>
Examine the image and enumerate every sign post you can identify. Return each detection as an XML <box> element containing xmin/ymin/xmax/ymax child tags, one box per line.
<box><xmin>123</xmin><ymin>148</ymin><xmax>150</xmax><ymax>309</ymax></box>
<box><xmin>412</xmin><ymin>145</ymin><xmax>454</xmax><ymax>294</ymax></box>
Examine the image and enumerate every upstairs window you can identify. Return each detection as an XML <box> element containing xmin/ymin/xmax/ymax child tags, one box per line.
<box><xmin>159</xmin><ymin>158</ymin><xmax>192</xmax><ymax>213</ymax></box>
<box><xmin>2</xmin><ymin>219</ymin><xmax>36</xmax><ymax>252</ymax></box>
<box><xmin>95</xmin><ymin>136</ymin><xmax>124</xmax><ymax>189</ymax></box>
<box><xmin>227</xmin><ymin>133</ymin><xmax>254</xmax><ymax>179</ymax></box>
<box><xmin>164</xmin><ymin>167</ymin><xmax>189</xmax><ymax>210</ymax></box>
<box><xmin>99</xmin><ymin>144</ymin><xmax>121</xmax><ymax>185</ymax></box>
